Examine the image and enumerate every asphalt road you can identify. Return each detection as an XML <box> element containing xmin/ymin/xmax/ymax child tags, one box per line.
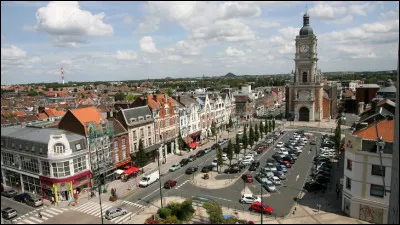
<box><xmin>42</xmin><ymin>210</ymin><xmax>114</xmax><ymax>224</ymax></box>
<box><xmin>1</xmin><ymin>196</ymin><xmax>36</xmax><ymax>221</ymax></box>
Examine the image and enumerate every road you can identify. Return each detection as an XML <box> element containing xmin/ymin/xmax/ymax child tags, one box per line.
<box><xmin>1</xmin><ymin>196</ymin><xmax>36</xmax><ymax>221</ymax></box>
<box><xmin>42</xmin><ymin>210</ymin><xmax>114</xmax><ymax>224</ymax></box>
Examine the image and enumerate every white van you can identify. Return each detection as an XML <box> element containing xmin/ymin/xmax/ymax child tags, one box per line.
<box><xmin>139</xmin><ymin>171</ymin><xmax>159</xmax><ymax>187</ymax></box>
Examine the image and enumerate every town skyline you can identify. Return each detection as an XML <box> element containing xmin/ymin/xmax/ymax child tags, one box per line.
<box><xmin>1</xmin><ymin>1</ymin><xmax>399</xmax><ymax>85</ymax></box>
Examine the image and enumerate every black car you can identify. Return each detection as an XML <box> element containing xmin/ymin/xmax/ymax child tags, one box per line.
<box><xmin>313</xmin><ymin>175</ymin><xmax>330</xmax><ymax>184</ymax></box>
<box><xmin>196</xmin><ymin>150</ymin><xmax>206</xmax><ymax>158</ymax></box>
<box><xmin>211</xmin><ymin>143</ymin><xmax>219</xmax><ymax>149</ymax></box>
<box><xmin>313</xmin><ymin>171</ymin><xmax>331</xmax><ymax>178</ymax></box>
<box><xmin>231</xmin><ymin>163</ymin><xmax>246</xmax><ymax>170</ymax></box>
<box><xmin>224</xmin><ymin>166</ymin><xmax>241</xmax><ymax>174</ymax></box>
<box><xmin>289</xmin><ymin>153</ymin><xmax>298</xmax><ymax>160</ymax></box>
<box><xmin>312</xmin><ymin>167</ymin><xmax>331</xmax><ymax>175</ymax></box>
<box><xmin>201</xmin><ymin>165</ymin><xmax>214</xmax><ymax>173</ymax></box>
<box><xmin>179</xmin><ymin>158</ymin><xmax>190</xmax><ymax>166</ymax></box>
<box><xmin>186</xmin><ymin>166</ymin><xmax>198</xmax><ymax>174</ymax></box>
<box><xmin>188</xmin><ymin>155</ymin><xmax>197</xmax><ymax>162</ymax></box>
<box><xmin>266</xmin><ymin>158</ymin><xmax>276</xmax><ymax>164</ymax></box>
<box><xmin>249</xmin><ymin>161</ymin><xmax>260</xmax><ymax>171</ymax></box>
<box><xmin>304</xmin><ymin>181</ymin><xmax>327</xmax><ymax>192</ymax></box>
<box><xmin>13</xmin><ymin>193</ymin><xmax>31</xmax><ymax>203</ymax></box>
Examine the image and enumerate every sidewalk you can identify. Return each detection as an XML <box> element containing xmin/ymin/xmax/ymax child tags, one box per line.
<box><xmin>88</xmin><ymin>130</ymin><xmax>238</xmax><ymax>205</ymax></box>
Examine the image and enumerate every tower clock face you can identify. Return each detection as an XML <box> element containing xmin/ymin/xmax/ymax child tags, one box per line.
<box><xmin>300</xmin><ymin>45</ymin><xmax>309</xmax><ymax>53</ymax></box>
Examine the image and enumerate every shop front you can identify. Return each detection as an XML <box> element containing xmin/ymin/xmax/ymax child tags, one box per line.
<box><xmin>114</xmin><ymin>158</ymin><xmax>132</xmax><ymax>170</ymax></box>
<box><xmin>190</xmin><ymin>131</ymin><xmax>201</xmax><ymax>142</ymax></box>
<box><xmin>39</xmin><ymin>170</ymin><xmax>91</xmax><ymax>203</ymax></box>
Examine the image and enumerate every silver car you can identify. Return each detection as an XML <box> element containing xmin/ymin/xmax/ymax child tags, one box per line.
<box><xmin>105</xmin><ymin>207</ymin><xmax>128</xmax><ymax>220</ymax></box>
<box><xmin>263</xmin><ymin>180</ymin><xmax>277</xmax><ymax>192</ymax></box>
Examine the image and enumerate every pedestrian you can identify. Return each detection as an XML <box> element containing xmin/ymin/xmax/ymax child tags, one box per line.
<box><xmin>336</xmin><ymin>188</ymin><xmax>340</xmax><ymax>199</ymax></box>
<box><xmin>317</xmin><ymin>204</ymin><xmax>321</xmax><ymax>212</ymax></box>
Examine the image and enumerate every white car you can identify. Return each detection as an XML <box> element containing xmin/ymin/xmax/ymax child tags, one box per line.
<box><xmin>278</xmin><ymin>149</ymin><xmax>289</xmax><ymax>155</ymax></box>
<box><xmin>237</xmin><ymin>130</ymin><xmax>244</xmax><ymax>135</ymax></box>
<box><xmin>301</xmin><ymin>137</ymin><xmax>308</xmax><ymax>142</ymax></box>
<box><xmin>298</xmin><ymin>141</ymin><xmax>306</xmax><ymax>146</ymax></box>
<box><xmin>320</xmin><ymin>152</ymin><xmax>336</xmax><ymax>158</ymax></box>
<box><xmin>293</xmin><ymin>136</ymin><xmax>300</xmax><ymax>141</ymax></box>
<box><xmin>276</xmin><ymin>142</ymin><xmax>284</xmax><ymax>148</ymax></box>
<box><xmin>211</xmin><ymin>159</ymin><xmax>218</xmax><ymax>167</ymax></box>
<box><xmin>271</xmin><ymin>176</ymin><xmax>281</xmax><ymax>185</ymax></box>
<box><xmin>222</xmin><ymin>153</ymin><xmax>228</xmax><ymax>161</ymax></box>
<box><xmin>240</xmin><ymin>194</ymin><xmax>261</xmax><ymax>204</ymax></box>
<box><xmin>266</xmin><ymin>139</ymin><xmax>273</xmax><ymax>144</ymax></box>
<box><xmin>246</xmin><ymin>153</ymin><xmax>256</xmax><ymax>158</ymax></box>
<box><xmin>241</xmin><ymin>157</ymin><xmax>254</xmax><ymax>165</ymax></box>
<box><xmin>263</xmin><ymin>180</ymin><xmax>277</xmax><ymax>192</ymax></box>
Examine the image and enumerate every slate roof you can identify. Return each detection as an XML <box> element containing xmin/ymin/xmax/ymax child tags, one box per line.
<box><xmin>107</xmin><ymin>118</ymin><xmax>127</xmax><ymax>136</ymax></box>
<box><xmin>121</xmin><ymin>106</ymin><xmax>153</xmax><ymax>127</ymax></box>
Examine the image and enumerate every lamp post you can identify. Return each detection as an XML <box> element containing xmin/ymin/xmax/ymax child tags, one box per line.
<box><xmin>157</xmin><ymin>145</ymin><xmax>164</xmax><ymax>208</ymax></box>
<box><xmin>260</xmin><ymin>181</ymin><xmax>263</xmax><ymax>224</ymax></box>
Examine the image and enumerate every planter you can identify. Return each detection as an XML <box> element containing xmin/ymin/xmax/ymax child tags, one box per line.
<box><xmin>203</xmin><ymin>174</ymin><xmax>209</xmax><ymax>180</ymax></box>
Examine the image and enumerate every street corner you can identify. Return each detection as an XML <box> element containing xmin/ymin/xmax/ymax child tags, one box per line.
<box><xmin>190</xmin><ymin>170</ymin><xmax>238</xmax><ymax>189</ymax></box>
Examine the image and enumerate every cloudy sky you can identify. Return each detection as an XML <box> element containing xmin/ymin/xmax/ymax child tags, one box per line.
<box><xmin>1</xmin><ymin>1</ymin><xmax>399</xmax><ymax>85</ymax></box>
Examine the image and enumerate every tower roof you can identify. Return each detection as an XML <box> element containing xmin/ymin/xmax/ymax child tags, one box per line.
<box><xmin>299</xmin><ymin>11</ymin><xmax>313</xmax><ymax>36</ymax></box>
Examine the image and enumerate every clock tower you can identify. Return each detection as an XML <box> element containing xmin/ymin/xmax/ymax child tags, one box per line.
<box><xmin>287</xmin><ymin>12</ymin><xmax>324</xmax><ymax>122</ymax></box>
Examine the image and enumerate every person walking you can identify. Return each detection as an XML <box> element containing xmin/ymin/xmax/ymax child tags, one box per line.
<box><xmin>336</xmin><ymin>187</ymin><xmax>340</xmax><ymax>199</ymax></box>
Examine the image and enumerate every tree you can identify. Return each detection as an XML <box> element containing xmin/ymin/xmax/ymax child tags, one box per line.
<box><xmin>272</xmin><ymin>117</ymin><xmax>276</xmax><ymax>131</ymax></box>
<box><xmin>211</xmin><ymin>121</ymin><xmax>217</xmax><ymax>140</ymax></box>
<box><xmin>27</xmin><ymin>89</ymin><xmax>38</xmax><ymax>96</ymax></box>
<box><xmin>254</xmin><ymin>124</ymin><xmax>259</xmax><ymax>142</ymax></box>
<box><xmin>259</xmin><ymin>121</ymin><xmax>264</xmax><ymax>139</ymax></box>
<box><xmin>227</xmin><ymin>140</ymin><xmax>233</xmax><ymax>167</ymax></box>
<box><xmin>203</xmin><ymin>202</ymin><xmax>224</xmax><ymax>224</ymax></box>
<box><xmin>166</xmin><ymin>88</ymin><xmax>173</xmax><ymax>97</ymax></box>
<box><xmin>235</xmin><ymin>134</ymin><xmax>241</xmax><ymax>159</ymax></box>
<box><xmin>268</xmin><ymin>120</ymin><xmax>272</xmax><ymax>133</ymax></box>
<box><xmin>249</xmin><ymin>124</ymin><xmax>254</xmax><ymax>148</ymax></box>
<box><xmin>228</xmin><ymin>116</ymin><xmax>233</xmax><ymax>129</ymax></box>
<box><xmin>73</xmin><ymin>88</ymin><xmax>78</xmax><ymax>92</ymax></box>
<box><xmin>242</xmin><ymin>126</ymin><xmax>248</xmax><ymax>155</ymax></box>
<box><xmin>126</xmin><ymin>93</ymin><xmax>136</xmax><ymax>102</ymax></box>
<box><xmin>136</xmin><ymin>139</ymin><xmax>147</xmax><ymax>173</ymax></box>
<box><xmin>178</xmin><ymin>129</ymin><xmax>187</xmax><ymax>150</ymax></box>
<box><xmin>217</xmin><ymin>146</ymin><xmax>223</xmax><ymax>173</ymax></box>
<box><xmin>334</xmin><ymin>117</ymin><xmax>342</xmax><ymax>153</ymax></box>
<box><xmin>264</xmin><ymin>119</ymin><xmax>269</xmax><ymax>134</ymax></box>
<box><xmin>114</xmin><ymin>91</ymin><xmax>125</xmax><ymax>101</ymax></box>
<box><xmin>103</xmin><ymin>89</ymin><xmax>108</xmax><ymax>94</ymax></box>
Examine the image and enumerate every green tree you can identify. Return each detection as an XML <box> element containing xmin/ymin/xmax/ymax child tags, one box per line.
<box><xmin>264</xmin><ymin>119</ymin><xmax>269</xmax><ymax>134</ymax></box>
<box><xmin>203</xmin><ymin>202</ymin><xmax>224</xmax><ymax>224</ymax></box>
<box><xmin>211</xmin><ymin>121</ymin><xmax>217</xmax><ymax>140</ymax></box>
<box><xmin>249</xmin><ymin>124</ymin><xmax>254</xmax><ymax>148</ymax></box>
<box><xmin>178</xmin><ymin>129</ymin><xmax>187</xmax><ymax>151</ymax></box>
<box><xmin>259</xmin><ymin>121</ymin><xmax>264</xmax><ymax>139</ymax></box>
<box><xmin>73</xmin><ymin>88</ymin><xmax>78</xmax><ymax>92</ymax></box>
<box><xmin>166</xmin><ymin>88</ymin><xmax>173</xmax><ymax>97</ymax></box>
<box><xmin>114</xmin><ymin>91</ymin><xmax>125</xmax><ymax>101</ymax></box>
<box><xmin>27</xmin><ymin>89</ymin><xmax>38</xmax><ymax>96</ymax></box>
<box><xmin>268</xmin><ymin>120</ymin><xmax>272</xmax><ymax>133</ymax></box>
<box><xmin>227</xmin><ymin>140</ymin><xmax>233</xmax><ymax>167</ymax></box>
<box><xmin>136</xmin><ymin>139</ymin><xmax>147</xmax><ymax>173</ymax></box>
<box><xmin>254</xmin><ymin>124</ymin><xmax>259</xmax><ymax>142</ymax></box>
<box><xmin>235</xmin><ymin>134</ymin><xmax>241</xmax><ymax>159</ymax></box>
<box><xmin>242</xmin><ymin>126</ymin><xmax>248</xmax><ymax>155</ymax></box>
<box><xmin>126</xmin><ymin>93</ymin><xmax>136</xmax><ymax>102</ymax></box>
<box><xmin>228</xmin><ymin>116</ymin><xmax>233</xmax><ymax>129</ymax></box>
<box><xmin>334</xmin><ymin>117</ymin><xmax>342</xmax><ymax>153</ymax></box>
<box><xmin>155</xmin><ymin>89</ymin><xmax>161</xmax><ymax>94</ymax></box>
<box><xmin>272</xmin><ymin>117</ymin><xmax>276</xmax><ymax>131</ymax></box>
<box><xmin>217</xmin><ymin>146</ymin><xmax>223</xmax><ymax>173</ymax></box>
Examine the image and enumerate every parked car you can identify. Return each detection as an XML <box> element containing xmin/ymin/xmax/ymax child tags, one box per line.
<box><xmin>249</xmin><ymin>161</ymin><xmax>260</xmax><ymax>171</ymax></box>
<box><xmin>276</xmin><ymin>165</ymin><xmax>288</xmax><ymax>173</ymax></box>
<box><xmin>179</xmin><ymin>158</ymin><xmax>190</xmax><ymax>167</ymax></box>
<box><xmin>312</xmin><ymin>171</ymin><xmax>331</xmax><ymax>179</ymax></box>
<box><xmin>188</xmin><ymin>155</ymin><xmax>197</xmax><ymax>162</ymax></box>
<box><xmin>281</xmin><ymin>160</ymin><xmax>292</xmax><ymax>168</ymax></box>
<box><xmin>201</xmin><ymin>165</ymin><xmax>214</xmax><ymax>173</ymax></box>
<box><xmin>164</xmin><ymin>180</ymin><xmax>177</xmax><ymax>189</ymax></box>
<box><xmin>204</xmin><ymin>148</ymin><xmax>213</xmax><ymax>154</ymax></box>
<box><xmin>249</xmin><ymin>202</ymin><xmax>274</xmax><ymax>214</ymax></box>
<box><xmin>196</xmin><ymin>150</ymin><xmax>206</xmax><ymax>157</ymax></box>
<box><xmin>282</xmin><ymin>156</ymin><xmax>295</xmax><ymax>164</ymax></box>
<box><xmin>211</xmin><ymin>159</ymin><xmax>218</xmax><ymax>167</ymax></box>
<box><xmin>260</xmin><ymin>168</ymin><xmax>275</xmax><ymax>179</ymax></box>
<box><xmin>278</xmin><ymin>148</ymin><xmax>289</xmax><ymax>155</ymax></box>
<box><xmin>256</xmin><ymin>147</ymin><xmax>265</xmax><ymax>154</ymax></box>
<box><xmin>169</xmin><ymin>163</ymin><xmax>181</xmax><ymax>172</ymax></box>
<box><xmin>105</xmin><ymin>207</ymin><xmax>128</xmax><ymax>220</ymax></box>
<box><xmin>221</xmin><ymin>153</ymin><xmax>229</xmax><ymax>161</ymax></box>
<box><xmin>242</xmin><ymin>174</ymin><xmax>254</xmax><ymax>183</ymax></box>
<box><xmin>1</xmin><ymin>190</ymin><xmax>18</xmax><ymax>198</ymax></box>
<box><xmin>312</xmin><ymin>175</ymin><xmax>330</xmax><ymax>184</ymax></box>
<box><xmin>224</xmin><ymin>166</ymin><xmax>241</xmax><ymax>174</ymax></box>
<box><xmin>271</xmin><ymin>176</ymin><xmax>281</xmax><ymax>185</ymax></box>
<box><xmin>26</xmin><ymin>197</ymin><xmax>43</xmax><ymax>207</ymax></box>
<box><xmin>273</xmin><ymin>170</ymin><xmax>286</xmax><ymax>180</ymax></box>
<box><xmin>266</xmin><ymin>158</ymin><xmax>276</xmax><ymax>164</ymax></box>
<box><xmin>263</xmin><ymin>180</ymin><xmax>277</xmax><ymax>192</ymax></box>
<box><xmin>255</xmin><ymin>173</ymin><xmax>270</xmax><ymax>183</ymax></box>
<box><xmin>310</xmin><ymin>140</ymin><xmax>317</xmax><ymax>145</ymax></box>
<box><xmin>240</xmin><ymin>157</ymin><xmax>254</xmax><ymax>165</ymax></box>
<box><xmin>186</xmin><ymin>166</ymin><xmax>198</xmax><ymax>174</ymax></box>
<box><xmin>240</xmin><ymin>194</ymin><xmax>261</xmax><ymax>204</ymax></box>
<box><xmin>1</xmin><ymin>207</ymin><xmax>17</xmax><ymax>220</ymax></box>
<box><xmin>232</xmin><ymin>163</ymin><xmax>246</xmax><ymax>170</ymax></box>
<box><xmin>266</xmin><ymin>139</ymin><xmax>273</xmax><ymax>144</ymax></box>
<box><xmin>13</xmin><ymin>193</ymin><xmax>31</xmax><ymax>203</ymax></box>
<box><xmin>304</xmin><ymin>181</ymin><xmax>327</xmax><ymax>192</ymax></box>
<box><xmin>276</xmin><ymin>142</ymin><xmax>284</xmax><ymax>148</ymax></box>
<box><xmin>289</xmin><ymin>154</ymin><xmax>298</xmax><ymax>160</ymax></box>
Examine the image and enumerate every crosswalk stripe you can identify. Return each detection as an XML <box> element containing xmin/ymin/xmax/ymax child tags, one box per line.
<box><xmin>48</xmin><ymin>207</ymin><xmax>64</xmax><ymax>213</ymax></box>
<box><xmin>80</xmin><ymin>202</ymin><xmax>98</xmax><ymax>213</ymax></box>
<box><xmin>40</xmin><ymin>211</ymin><xmax>53</xmax><ymax>218</ymax></box>
<box><xmin>60</xmin><ymin>208</ymin><xmax>69</xmax><ymax>211</ymax></box>
<box><xmin>22</xmin><ymin>219</ymin><xmax>35</xmax><ymax>224</ymax></box>
<box><xmin>84</xmin><ymin>206</ymin><xmax>100</xmax><ymax>214</ymax></box>
<box><xmin>44</xmin><ymin>210</ymin><xmax>59</xmax><ymax>215</ymax></box>
<box><xmin>95</xmin><ymin>205</ymin><xmax>112</xmax><ymax>217</ymax></box>
<box><xmin>28</xmin><ymin>217</ymin><xmax>43</xmax><ymax>223</ymax></box>
<box><xmin>112</xmin><ymin>212</ymin><xmax>132</xmax><ymax>223</ymax></box>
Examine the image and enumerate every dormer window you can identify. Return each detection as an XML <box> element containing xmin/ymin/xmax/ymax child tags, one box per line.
<box><xmin>139</xmin><ymin>116</ymin><xmax>144</xmax><ymax>121</ymax></box>
<box><xmin>130</xmin><ymin>118</ymin><xmax>136</xmax><ymax>123</ymax></box>
<box><xmin>54</xmin><ymin>143</ymin><xmax>65</xmax><ymax>154</ymax></box>
<box><xmin>146</xmin><ymin>115</ymin><xmax>151</xmax><ymax>120</ymax></box>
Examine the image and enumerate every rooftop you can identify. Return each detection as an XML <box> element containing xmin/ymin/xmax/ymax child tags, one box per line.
<box><xmin>353</xmin><ymin>118</ymin><xmax>395</xmax><ymax>142</ymax></box>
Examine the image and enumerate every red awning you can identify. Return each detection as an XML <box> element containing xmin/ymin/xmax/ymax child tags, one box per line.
<box><xmin>189</xmin><ymin>142</ymin><xmax>199</xmax><ymax>148</ymax></box>
<box><xmin>123</xmin><ymin>167</ymin><xmax>139</xmax><ymax>175</ymax></box>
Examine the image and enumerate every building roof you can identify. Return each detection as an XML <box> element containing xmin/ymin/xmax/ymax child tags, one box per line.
<box><xmin>1</xmin><ymin>126</ymin><xmax>85</xmax><ymax>144</ymax></box>
<box><xmin>353</xmin><ymin>118</ymin><xmax>395</xmax><ymax>142</ymax></box>
<box><xmin>121</xmin><ymin>106</ymin><xmax>153</xmax><ymax>126</ymax></box>
<box><xmin>235</xmin><ymin>95</ymin><xmax>251</xmax><ymax>103</ymax></box>
<box><xmin>38</xmin><ymin>113</ymin><xmax>49</xmax><ymax>120</ymax></box>
<box><xmin>344</xmin><ymin>89</ymin><xmax>353</xmax><ymax>97</ymax></box>
<box><xmin>44</xmin><ymin>108</ymin><xmax>66</xmax><ymax>117</ymax></box>
<box><xmin>175</xmin><ymin>95</ymin><xmax>198</xmax><ymax>108</ymax></box>
<box><xmin>16</xmin><ymin>114</ymin><xmax>38</xmax><ymax>123</ymax></box>
<box><xmin>356</xmin><ymin>84</ymin><xmax>380</xmax><ymax>88</ymax></box>
<box><xmin>68</xmin><ymin>107</ymin><xmax>105</xmax><ymax>135</ymax></box>
<box><xmin>107</xmin><ymin>118</ymin><xmax>127</xmax><ymax>136</ymax></box>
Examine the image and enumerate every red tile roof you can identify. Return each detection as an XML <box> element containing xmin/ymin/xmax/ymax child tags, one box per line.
<box><xmin>38</xmin><ymin>113</ymin><xmax>49</xmax><ymax>120</ymax></box>
<box><xmin>44</xmin><ymin>108</ymin><xmax>65</xmax><ymax>117</ymax></box>
<box><xmin>69</xmin><ymin>107</ymin><xmax>105</xmax><ymax>136</ymax></box>
<box><xmin>353</xmin><ymin>119</ymin><xmax>395</xmax><ymax>142</ymax></box>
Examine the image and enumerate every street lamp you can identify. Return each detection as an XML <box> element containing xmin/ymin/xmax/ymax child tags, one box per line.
<box><xmin>157</xmin><ymin>142</ymin><xmax>164</xmax><ymax>208</ymax></box>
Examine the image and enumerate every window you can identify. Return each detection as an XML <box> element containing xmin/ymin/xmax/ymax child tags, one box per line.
<box><xmin>114</xmin><ymin>149</ymin><xmax>119</xmax><ymax>163</ymax></box>
<box><xmin>134</xmin><ymin>143</ymin><xmax>137</xmax><ymax>151</ymax></box>
<box><xmin>114</xmin><ymin>141</ymin><xmax>118</xmax><ymax>149</ymax></box>
<box><xmin>1</xmin><ymin>152</ymin><xmax>15</xmax><ymax>167</ymax></box>
<box><xmin>32</xmin><ymin>145</ymin><xmax>35</xmax><ymax>152</ymax></box>
<box><xmin>11</xmin><ymin>142</ymin><xmax>15</xmax><ymax>148</ymax></box>
<box><xmin>52</xmin><ymin>161</ymin><xmax>71</xmax><ymax>177</ymax></box>
<box><xmin>346</xmin><ymin>177</ymin><xmax>351</xmax><ymax>190</ymax></box>
<box><xmin>371</xmin><ymin>165</ymin><xmax>385</xmax><ymax>177</ymax></box>
<box><xmin>41</xmin><ymin>161</ymin><xmax>50</xmax><ymax>176</ymax></box>
<box><xmin>73</xmin><ymin>156</ymin><xmax>87</xmax><ymax>173</ymax></box>
<box><xmin>121</xmin><ymin>145</ymin><xmax>126</xmax><ymax>160</ymax></box>
<box><xmin>75</xmin><ymin>143</ymin><xmax>82</xmax><ymax>151</ymax></box>
<box><xmin>53</xmin><ymin>143</ymin><xmax>65</xmax><ymax>154</ymax></box>
<box><xmin>122</xmin><ymin>138</ymin><xmax>126</xmax><ymax>147</ymax></box>
<box><xmin>133</xmin><ymin>131</ymin><xmax>137</xmax><ymax>141</ymax></box>
<box><xmin>20</xmin><ymin>156</ymin><xmax>39</xmax><ymax>174</ymax></box>
<box><xmin>19</xmin><ymin>144</ymin><xmax>22</xmax><ymax>150</ymax></box>
<box><xmin>302</xmin><ymin>72</ymin><xmax>308</xmax><ymax>83</ymax></box>
<box><xmin>148</xmin><ymin>126</ymin><xmax>151</xmax><ymax>135</ymax></box>
<box><xmin>140</xmin><ymin>128</ymin><xmax>144</xmax><ymax>138</ymax></box>
<box><xmin>347</xmin><ymin>159</ymin><xmax>352</xmax><ymax>171</ymax></box>
<box><xmin>370</xmin><ymin>184</ymin><xmax>385</xmax><ymax>198</ymax></box>
<box><xmin>148</xmin><ymin>138</ymin><xmax>151</xmax><ymax>146</ymax></box>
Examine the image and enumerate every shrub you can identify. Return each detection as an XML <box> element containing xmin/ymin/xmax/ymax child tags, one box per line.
<box><xmin>158</xmin><ymin>207</ymin><xmax>172</xmax><ymax>219</ymax></box>
<box><xmin>178</xmin><ymin>200</ymin><xmax>195</xmax><ymax>221</ymax></box>
<box><xmin>202</xmin><ymin>169</ymin><xmax>209</xmax><ymax>173</ymax></box>
<box><xmin>109</xmin><ymin>195</ymin><xmax>117</xmax><ymax>202</ymax></box>
<box><xmin>203</xmin><ymin>202</ymin><xmax>224</xmax><ymax>224</ymax></box>
<box><xmin>163</xmin><ymin>215</ymin><xmax>181</xmax><ymax>224</ymax></box>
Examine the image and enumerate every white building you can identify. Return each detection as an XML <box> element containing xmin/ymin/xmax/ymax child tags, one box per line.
<box><xmin>342</xmin><ymin>117</ymin><xmax>395</xmax><ymax>224</ymax></box>
<box><xmin>174</xmin><ymin>95</ymin><xmax>202</xmax><ymax>143</ymax></box>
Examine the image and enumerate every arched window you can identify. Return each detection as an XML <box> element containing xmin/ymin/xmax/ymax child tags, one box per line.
<box><xmin>302</xmin><ymin>72</ymin><xmax>308</xmax><ymax>83</ymax></box>
<box><xmin>53</xmin><ymin>143</ymin><xmax>65</xmax><ymax>154</ymax></box>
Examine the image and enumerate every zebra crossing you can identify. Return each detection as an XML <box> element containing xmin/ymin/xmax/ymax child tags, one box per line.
<box><xmin>13</xmin><ymin>206</ymin><xmax>69</xmax><ymax>224</ymax></box>
<box><xmin>72</xmin><ymin>201</ymin><xmax>134</xmax><ymax>224</ymax></box>
<box><xmin>121</xmin><ymin>200</ymin><xmax>146</xmax><ymax>210</ymax></box>
<box><xmin>175</xmin><ymin>180</ymin><xmax>190</xmax><ymax>190</ymax></box>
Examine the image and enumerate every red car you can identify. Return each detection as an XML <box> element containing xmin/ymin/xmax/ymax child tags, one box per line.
<box><xmin>257</xmin><ymin>147</ymin><xmax>265</xmax><ymax>154</ymax></box>
<box><xmin>242</xmin><ymin>174</ymin><xmax>254</xmax><ymax>183</ymax></box>
<box><xmin>340</xmin><ymin>144</ymin><xmax>345</xmax><ymax>152</ymax></box>
<box><xmin>164</xmin><ymin>180</ymin><xmax>177</xmax><ymax>189</ymax></box>
<box><xmin>250</xmin><ymin>201</ymin><xmax>274</xmax><ymax>214</ymax></box>
<box><xmin>282</xmin><ymin>160</ymin><xmax>292</xmax><ymax>168</ymax></box>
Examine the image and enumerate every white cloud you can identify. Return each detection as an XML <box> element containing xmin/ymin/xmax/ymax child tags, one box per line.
<box><xmin>1</xmin><ymin>45</ymin><xmax>41</xmax><ymax>71</ymax></box>
<box><xmin>112</xmin><ymin>50</ymin><xmax>138</xmax><ymax>60</ymax></box>
<box><xmin>336</xmin><ymin>45</ymin><xmax>377</xmax><ymax>59</ymax></box>
<box><xmin>30</xmin><ymin>1</ymin><xmax>113</xmax><ymax>47</ymax></box>
<box><xmin>123</xmin><ymin>15</ymin><xmax>135</xmax><ymax>25</ymax></box>
<box><xmin>139</xmin><ymin>36</ymin><xmax>158</xmax><ymax>53</ymax></box>
<box><xmin>218</xmin><ymin>2</ymin><xmax>261</xmax><ymax>20</ymax></box>
<box><xmin>308</xmin><ymin>2</ymin><xmax>375</xmax><ymax>24</ymax></box>
<box><xmin>380</xmin><ymin>7</ymin><xmax>399</xmax><ymax>20</ymax></box>
<box><xmin>226</xmin><ymin>46</ymin><xmax>245</xmax><ymax>56</ymax></box>
<box><xmin>1</xmin><ymin>45</ymin><xmax>27</xmax><ymax>59</ymax></box>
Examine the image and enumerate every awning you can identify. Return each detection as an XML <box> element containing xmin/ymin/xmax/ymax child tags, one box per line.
<box><xmin>123</xmin><ymin>167</ymin><xmax>139</xmax><ymax>175</ymax></box>
<box><xmin>190</xmin><ymin>131</ymin><xmax>201</xmax><ymax>138</ymax></box>
<box><xmin>115</xmin><ymin>169</ymin><xmax>124</xmax><ymax>175</ymax></box>
<box><xmin>183</xmin><ymin>136</ymin><xmax>193</xmax><ymax>145</ymax></box>
<box><xmin>189</xmin><ymin>142</ymin><xmax>199</xmax><ymax>148</ymax></box>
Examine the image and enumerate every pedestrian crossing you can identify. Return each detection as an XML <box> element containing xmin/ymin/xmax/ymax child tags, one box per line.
<box><xmin>13</xmin><ymin>206</ymin><xmax>69</xmax><ymax>224</ymax></box>
<box><xmin>121</xmin><ymin>200</ymin><xmax>146</xmax><ymax>210</ymax></box>
<box><xmin>175</xmin><ymin>180</ymin><xmax>190</xmax><ymax>190</ymax></box>
<box><xmin>72</xmin><ymin>201</ymin><xmax>134</xmax><ymax>224</ymax></box>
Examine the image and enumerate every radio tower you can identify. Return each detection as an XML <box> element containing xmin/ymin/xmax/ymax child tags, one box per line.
<box><xmin>61</xmin><ymin>67</ymin><xmax>65</xmax><ymax>84</ymax></box>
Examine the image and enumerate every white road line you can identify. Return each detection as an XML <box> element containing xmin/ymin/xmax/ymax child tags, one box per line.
<box><xmin>40</xmin><ymin>211</ymin><xmax>53</xmax><ymax>218</ymax></box>
<box><xmin>175</xmin><ymin>173</ymin><xmax>185</xmax><ymax>180</ymax></box>
<box><xmin>44</xmin><ymin>209</ymin><xmax>60</xmax><ymax>215</ymax></box>
<box><xmin>28</xmin><ymin>217</ymin><xmax>43</xmax><ymax>223</ymax></box>
<box><xmin>296</xmin><ymin>174</ymin><xmax>300</xmax><ymax>181</ymax></box>
<box><xmin>141</xmin><ymin>188</ymin><xmax>159</xmax><ymax>200</ymax></box>
<box><xmin>112</xmin><ymin>212</ymin><xmax>132</xmax><ymax>223</ymax></box>
<box><xmin>22</xmin><ymin>219</ymin><xmax>35</xmax><ymax>224</ymax></box>
<box><xmin>48</xmin><ymin>207</ymin><xmax>64</xmax><ymax>213</ymax></box>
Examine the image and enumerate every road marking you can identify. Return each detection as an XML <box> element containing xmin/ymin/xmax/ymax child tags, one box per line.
<box><xmin>199</xmin><ymin>194</ymin><xmax>233</xmax><ymax>202</ymax></box>
<box><xmin>296</xmin><ymin>174</ymin><xmax>300</xmax><ymax>181</ymax></box>
<box><xmin>40</xmin><ymin>211</ymin><xmax>53</xmax><ymax>218</ymax></box>
<box><xmin>21</xmin><ymin>219</ymin><xmax>35</xmax><ymax>224</ymax></box>
<box><xmin>175</xmin><ymin>173</ymin><xmax>185</xmax><ymax>180</ymax></box>
<box><xmin>28</xmin><ymin>217</ymin><xmax>42</xmax><ymax>223</ymax></box>
<box><xmin>141</xmin><ymin>188</ymin><xmax>159</xmax><ymax>200</ymax></box>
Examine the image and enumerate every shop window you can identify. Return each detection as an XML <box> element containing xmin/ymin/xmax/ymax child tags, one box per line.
<box><xmin>371</xmin><ymin>165</ymin><xmax>385</xmax><ymax>177</ymax></box>
<box><xmin>370</xmin><ymin>184</ymin><xmax>385</xmax><ymax>198</ymax></box>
